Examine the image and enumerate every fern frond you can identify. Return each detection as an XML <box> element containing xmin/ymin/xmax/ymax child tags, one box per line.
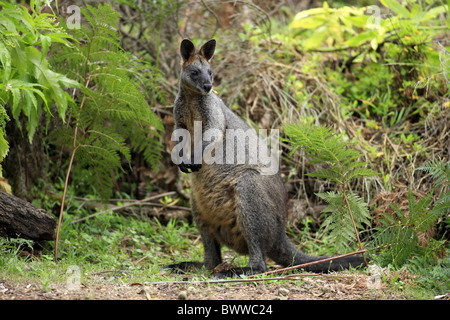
<box><xmin>306</xmin><ymin>167</ymin><xmax>342</xmax><ymax>184</ymax></box>
<box><xmin>317</xmin><ymin>191</ymin><xmax>371</xmax><ymax>252</ymax></box>
<box><xmin>417</xmin><ymin>158</ymin><xmax>449</xmax><ymax>185</ymax></box>
<box><xmin>371</xmin><ymin>187</ymin><xmax>447</xmax><ymax>267</ymax></box>
<box><xmin>284</xmin><ymin>123</ymin><xmax>378</xmax><ymax>185</ymax></box>
<box><xmin>285</xmin><ymin>123</ymin><xmax>377</xmax><ymax>253</ymax></box>
<box><xmin>345</xmin><ymin>167</ymin><xmax>379</xmax><ymax>181</ymax></box>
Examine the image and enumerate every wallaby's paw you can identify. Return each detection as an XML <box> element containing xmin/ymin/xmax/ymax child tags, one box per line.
<box><xmin>178</xmin><ymin>163</ymin><xmax>190</xmax><ymax>173</ymax></box>
<box><xmin>178</xmin><ymin>162</ymin><xmax>202</xmax><ymax>173</ymax></box>
<box><xmin>214</xmin><ymin>266</ymin><xmax>265</xmax><ymax>279</ymax></box>
<box><xmin>189</xmin><ymin>163</ymin><xmax>202</xmax><ymax>172</ymax></box>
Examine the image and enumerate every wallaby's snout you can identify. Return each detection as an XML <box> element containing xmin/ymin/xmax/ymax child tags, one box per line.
<box><xmin>179</xmin><ymin>39</ymin><xmax>216</xmax><ymax>95</ymax></box>
<box><xmin>203</xmin><ymin>83</ymin><xmax>212</xmax><ymax>93</ymax></box>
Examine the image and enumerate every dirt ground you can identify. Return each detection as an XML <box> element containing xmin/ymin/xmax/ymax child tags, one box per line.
<box><xmin>0</xmin><ymin>272</ymin><xmax>411</xmax><ymax>300</ymax></box>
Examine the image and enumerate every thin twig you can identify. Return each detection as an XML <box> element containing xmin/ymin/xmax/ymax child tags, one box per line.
<box><xmin>341</xmin><ymin>188</ymin><xmax>369</xmax><ymax>267</ymax></box>
<box><xmin>54</xmin><ymin>75</ymin><xmax>91</xmax><ymax>263</ymax></box>
<box><xmin>251</xmin><ymin>249</ymin><xmax>368</xmax><ymax>278</ymax></box>
<box><xmin>70</xmin><ymin>191</ymin><xmax>178</xmax><ymax>224</ymax></box>
<box><xmin>200</xmin><ymin>0</ymin><xmax>220</xmax><ymax>39</ymax></box>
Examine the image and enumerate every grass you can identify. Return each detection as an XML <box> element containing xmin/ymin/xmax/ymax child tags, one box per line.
<box><xmin>0</xmin><ymin>207</ymin><xmax>443</xmax><ymax>300</ymax></box>
<box><xmin>0</xmin><ymin>211</ymin><xmax>201</xmax><ymax>287</ymax></box>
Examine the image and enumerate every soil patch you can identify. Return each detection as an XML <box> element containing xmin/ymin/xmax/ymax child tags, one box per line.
<box><xmin>0</xmin><ymin>272</ymin><xmax>406</xmax><ymax>300</ymax></box>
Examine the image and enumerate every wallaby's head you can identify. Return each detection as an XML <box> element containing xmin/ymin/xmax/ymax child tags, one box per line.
<box><xmin>179</xmin><ymin>39</ymin><xmax>216</xmax><ymax>95</ymax></box>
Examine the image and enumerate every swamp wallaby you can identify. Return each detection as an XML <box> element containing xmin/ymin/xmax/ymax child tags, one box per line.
<box><xmin>166</xmin><ymin>38</ymin><xmax>365</xmax><ymax>277</ymax></box>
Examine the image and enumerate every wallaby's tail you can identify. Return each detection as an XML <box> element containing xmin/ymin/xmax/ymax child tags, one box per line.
<box><xmin>268</xmin><ymin>234</ymin><xmax>365</xmax><ymax>273</ymax></box>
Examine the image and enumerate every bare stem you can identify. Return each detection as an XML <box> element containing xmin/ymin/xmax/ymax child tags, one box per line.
<box><xmin>252</xmin><ymin>249</ymin><xmax>368</xmax><ymax>278</ymax></box>
<box><xmin>54</xmin><ymin>76</ymin><xmax>91</xmax><ymax>263</ymax></box>
<box><xmin>341</xmin><ymin>186</ymin><xmax>369</xmax><ymax>267</ymax></box>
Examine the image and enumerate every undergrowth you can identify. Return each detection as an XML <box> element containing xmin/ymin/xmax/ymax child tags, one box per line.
<box><xmin>0</xmin><ymin>0</ymin><xmax>449</xmax><ymax>299</ymax></box>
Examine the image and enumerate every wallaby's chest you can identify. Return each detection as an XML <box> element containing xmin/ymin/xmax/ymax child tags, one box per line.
<box><xmin>175</xmin><ymin>94</ymin><xmax>225</xmax><ymax>134</ymax></box>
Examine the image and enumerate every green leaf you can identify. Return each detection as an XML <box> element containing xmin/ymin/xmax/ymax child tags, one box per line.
<box><xmin>290</xmin><ymin>15</ymin><xmax>327</xmax><ymax>29</ymax></box>
<box><xmin>380</xmin><ymin>0</ymin><xmax>410</xmax><ymax>18</ymax></box>
<box><xmin>0</xmin><ymin>42</ymin><xmax>12</xmax><ymax>82</ymax></box>
<box><xmin>344</xmin><ymin>15</ymin><xmax>369</xmax><ymax>28</ymax></box>
<box><xmin>316</xmin><ymin>191</ymin><xmax>371</xmax><ymax>252</ymax></box>
<box><xmin>40</xmin><ymin>34</ymin><xmax>51</xmax><ymax>58</ymax></box>
<box><xmin>344</xmin><ymin>31</ymin><xmax>377</xmax><ymax>47</ymax></box>
<box><xmin>291</xmin><ymin>7</ymin><xmax>328</xmax><ymax>22</ymax></box>
<box><xmin>302</xmin><ymin>30</ymin><xmax>329</xmax><ymax>49</ymax></box>
<box><xmin>9</xmin><ymin>87</ymin><xmax>21</xmax><ymax>120</ymax></box>
<box><xmin>0</xmin><ymin>129</ymin><xmax>9</xmax><ymax>163</ymax></box>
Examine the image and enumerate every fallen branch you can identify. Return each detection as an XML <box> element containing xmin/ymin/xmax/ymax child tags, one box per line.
<box><xmin>70</xmin><ymin>191</ymin><xmax>182</xmax><ymax>224</ymax></box>
<box><xmin>55</xmin><ymin>75</ymin><xmax>91</xmax><ymax>263</ymax></box>
<box><xmin>0</xmin><ymin>190</ymin><xmax>56</xmax><ymax>242</ymax></box>
<box><xmin>252</xmin><ymin>249</ymin><xmax>368</xmax><ymax>278</ymax></box>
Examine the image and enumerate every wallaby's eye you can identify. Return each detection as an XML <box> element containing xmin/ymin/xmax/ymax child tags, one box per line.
<box><xmin>208</xmin><ymin>70</ymin><xmax>213</xmax><ymax>76</ymax></box>
<box><xmin>191</xmin><ymin>70</ymin><xmax>198</xmax><ymax>76</ymax></box>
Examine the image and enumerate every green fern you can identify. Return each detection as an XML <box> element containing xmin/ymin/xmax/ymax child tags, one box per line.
<box><xmin>417</xmin><ymin>158</ymin><xmax>449</xmax><ymax>186</ymax></box>
<box><xmin>371</xmin><ymin>190</ymin><xmax>434</xmax><ymax>267</ymax></box>
<box><xmin>417</xmin><ymin>159</ymin><xmax>450</xmax><ymax>217</ymax></box>
<box><xmin>284</xmin><ymin>124</ymin><xmax>378</xmax><ymax>185</ymax></box>
<box><xmin>50</xmin><ymin>3</ymin><xmax>164</xmax><ymax>199</ymax></box>
<box><xmin>317</xmin><ymin>191</ymin><xmax>372</xmax><ymax>252</ymax></box>
<box><xmin>371</xmin><ymin>159</ymin><xmax>449</xmax><ymax>267</ymax></box>
<box><xmin>284</xmin><ymin>123</ymin><xmax>377</xmax><ymax>251</ymax></box>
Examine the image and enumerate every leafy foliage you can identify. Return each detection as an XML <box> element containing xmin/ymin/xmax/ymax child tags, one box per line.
<box><xmin>286</xmin><ymin>0</ymin><xmax>448</xmax><ymax>128</ymax></box>
<box><xmin>285</xmin><ymin>123</ymin><xmax>378</xmax><ymax>185</ymax></box>
<box><xmin>371</xmin><ymin>190</ymin><xmax>436</xmax><ymax>267</ymax></box>
<box><xmin>50</xmin><ymin>3</ymin><xmax>164</xmax><ymax>199</ymax></box>
<box><xmin>408</xmin><ymin>255</ymin><xmax>450</xmax><ymax>294</ymax></box>
<box><xmin>284</xmin><ymin>123</ymin><xmax>376</xmax><ymax>251</ymax></box>
<box><xmin>417</xmin><ymin>159</ymin><xmax>450</xmax><ymax>188</ymax></box>
<box><xmin>0</xmin><ymin>0</ymin><xmax>79</xmax><ymax>169</ymax></box>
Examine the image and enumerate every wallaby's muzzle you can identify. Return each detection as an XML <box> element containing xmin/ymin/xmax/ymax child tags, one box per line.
<box><xmin>203</xmin><ymin>83</ymin><xmax>212</xmax><ymax>93</ymax></box>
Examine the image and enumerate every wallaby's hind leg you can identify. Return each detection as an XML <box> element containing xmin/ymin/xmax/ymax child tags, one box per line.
<box><xmin>163</xmin><ymin>230</ymin><xmax>222</xmax><ymax>273</ymax></box>
<box><xmin>163</xmin><ymin>199</ymin><xmax>222</xmax><ymax>274</ymax></box>
<box><xmin>215</xmin><ymin>173</ymin><xmax>280</xmax><ymax>278</ymax></box>
<box><xmin>213</xmin><ymin>240</ymin><xmax>267</xmax><ymax>278</ymax></box>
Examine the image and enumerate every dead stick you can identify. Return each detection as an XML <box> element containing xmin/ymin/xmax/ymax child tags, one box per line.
<box><xmin>71</xmin><ymin>191</ymin><xmax>177</xmax><ymax>224</ymax></box>
<box><xmin>252</xmin><ymin>249</ymin><xmax>367</xmax><ymax>278</ymax></box>
<box><xmin>54</xmin><ymin>76</ymin><xmax>91</xmax><ymax>263</ymax></box>
<box><xmin>341</xmin><ymin>187</ymin><xmax>368</xmax><ymax>266</ymax></box>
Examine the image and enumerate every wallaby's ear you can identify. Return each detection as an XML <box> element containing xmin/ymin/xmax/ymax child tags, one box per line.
<box><xmin>199</xmin><ymin>39</ymin><xmax>216</xmax><ymax>61</ymax></box>
<box><xmin>180</xmin><ymin>39</ymin><xmax>195</xmax><ymax>62</ymax></box>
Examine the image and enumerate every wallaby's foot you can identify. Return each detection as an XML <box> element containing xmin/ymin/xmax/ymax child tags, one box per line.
<box><xmin>213</xmin><ymin>268</ymin><xmax>248</xmax><ymax>279</ymax></box>
<box><xmin>178</xmin><ymin>162</ymin><xmax>202</xmax><ymax>173</ymax></box>
<box><xmin>214</xmin><ymin>266</ymin><xmax>266</xmax><ymax>279</ymax></box>
<box><xmin>162</xmin><ymin>261</ymin><xmax>205</xmax><ymax>274</ymax></box>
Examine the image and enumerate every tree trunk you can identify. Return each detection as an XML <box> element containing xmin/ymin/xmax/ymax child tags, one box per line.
<box><xmin>0</xmin><ymin>191</ymin><xmax>56</xmax><ymax>242</ymax></box>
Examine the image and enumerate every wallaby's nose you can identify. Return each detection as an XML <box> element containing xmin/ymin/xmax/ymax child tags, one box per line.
<box><xmin>203</xmin><ymin>84</ymin><xmax>212</xmax><ymax>93</ymax></box>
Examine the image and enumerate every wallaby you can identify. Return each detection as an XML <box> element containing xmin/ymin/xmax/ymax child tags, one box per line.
<box><xmin>166</xmin><ymin>38</ymin><xmax>366</xmax><ymax>277</ymax></box>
